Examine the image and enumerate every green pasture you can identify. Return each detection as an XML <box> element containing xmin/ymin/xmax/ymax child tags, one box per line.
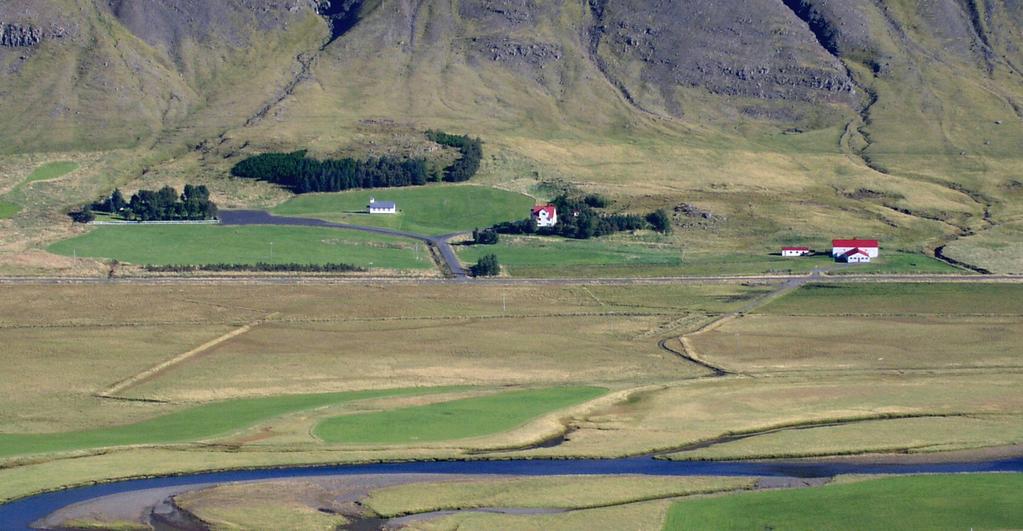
<box><xmin>457</xmin><ymin>236</ymin><xmax>684</xmax><ymax>277</ymax></box>
<box><xmin>0</xmin><ymin>387</ymin><xmax>463</xmax><ymax>459</ymax></box>
<box><xmin>271</xmin><ymin>185</ymin><xmax>534</xmax><ymax>235</ymax></box>
<box><xmin>457</xmin><ymin>235</ymin><xmax>954</xmax><ymax>277</ymax></box>
<box><xmin>314</xmin><ymin>386</ymin><xmax>607</xmax><ymax>444</ymax></box>
<box><xmin>664</xmin><ymin>474</ymin><xmax>1023</xmax><ymax>531</ymax></box>
<box><xmin>47</xmin><ymin>225</ymin><xmax>432</xmax><ymax>269</ymax></box>
<box><xmin>761</xmin><ymin>282</ymin><xmax>1023</xmax><ymax>315</ymax></box>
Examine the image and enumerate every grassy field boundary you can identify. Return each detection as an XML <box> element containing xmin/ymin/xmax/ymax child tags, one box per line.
<box><xmin>97</xmin><ymin>317</ymin><xmax>272</xmax><ymax>399</ymax></box>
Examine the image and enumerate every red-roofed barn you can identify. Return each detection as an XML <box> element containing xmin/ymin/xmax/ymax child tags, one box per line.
<box><xmin>832</xmin><ymin>239</ymin><xmax>879</xmax><ymax>263</ymax></box>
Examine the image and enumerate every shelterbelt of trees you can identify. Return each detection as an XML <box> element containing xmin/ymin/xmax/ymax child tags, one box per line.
<box><xmin>230</xmin><ymin>131</ymin><xmax>482</xmax><ymax>193</ymax></box>
<box><xmin>74</xmin><ymin>185</ymin><xmax>218</xmax><ymax>222</ymax></box>
<box><xmin>143</xmin><ymin>262</ymin><xmax>365</xmax><ymax>273</ymax></box>
<box><xmin>492</xmin><ymin>194</ymin><xmax>672</xmax><ymax>240</ymax></box>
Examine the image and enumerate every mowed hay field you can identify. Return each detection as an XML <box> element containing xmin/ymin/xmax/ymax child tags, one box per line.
<box><xmin>48</xmin><ymin>225</ymin><xmax>433</xmax><ymax>270</ymax></box>
<box><xmin>690</xmin><ymin>283</ymin><xmax>1023</xmax><ymax>373</ymax></box>
<box><xmin>0</xmin><ymin>282</ymin><xmax>760</xmax><ymax>500</ymax></box>
<box><xmin>515</xmin><ymin>372</ymin><xmax>1023</xmax><ymax>459</ymax></box>
<box><xmin>2</xmin><ymin>281</ymin><xmax>1022</xmax><ymax>503</ymax></box>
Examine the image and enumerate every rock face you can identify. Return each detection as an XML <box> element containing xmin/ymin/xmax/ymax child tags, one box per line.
<box><xmin>590</xmin><ymin>0</ymin><xmax>860</xmax><ymax>117</ymax></box>
<box><xmin>0</xmin><ymin>23</ymin><xmax>44</xmax><ymax>47</ymax></box>
<box><xmin>458</xmin><ymin>0</ymin><xmax>557</xmax><ymax>30</ymax></box>
<box><xmin>105</xmin><ymin>0</ymin><xmax>312</xmax><ymax>50</ymax></box>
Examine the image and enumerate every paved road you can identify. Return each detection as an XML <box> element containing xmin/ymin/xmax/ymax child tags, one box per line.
<box><xmin>0</xmin><ymin>274</ymin><xmax>1020</xmax><ymax>286</ymax></box>
<box><xmin>218</xmin><ymin>210</ymin><xmax>468</xmax><ymax>278</ymax></box>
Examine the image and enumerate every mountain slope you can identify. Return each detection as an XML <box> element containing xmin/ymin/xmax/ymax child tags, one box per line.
<box><xmin>2</xmin><ymin>0</ymin><xmax>1023</xmax><ymax>273</ymax></box>
<box><xmin>0</xmin><ymin>0</ymin><xmax>326</xmax><ymax>153</ymax></box>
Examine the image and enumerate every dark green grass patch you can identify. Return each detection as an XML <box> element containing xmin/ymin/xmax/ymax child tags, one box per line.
<box><xmin>47</xmin><ymin>225</ymin><xmax>432</xmax><ymax>269</ymax></box>
<box><xmin>0</xmin><ymin>200</ymin><xmax>20</xmax><ymax>219</ymax></box>
<box><xmin>0</xmin><ymin>387</ymin><xmax>464</xmax><ymax>459</ymax></box>
<box><xmin>664</xmin><ymin>474</ymin><xmax>1023</xmax><ymax>531</ymax></box>
<box><xmin>314</xmin><ymin>386</ymin><xmax>608</xmax><ymax>444</ymax></box>
<box><xmin>22</xmin><ymin>161</ymin><xmax>79</xmax><ymax>186</ymax></box>
<box><xmin>761</xmin><ymin>283</ymin><xmax>1023</xmax><ymax>315</ymax></box>
<box><xmin>272</xmin><ymin>185</ymin><xmax>534</xmax><ymax>236</ymax></box>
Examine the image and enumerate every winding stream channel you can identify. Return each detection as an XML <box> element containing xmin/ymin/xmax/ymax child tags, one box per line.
<box><xmin>3</xmin><ymin>456</ymin><xmax>1022</xmax><ymax>529</ymax></box>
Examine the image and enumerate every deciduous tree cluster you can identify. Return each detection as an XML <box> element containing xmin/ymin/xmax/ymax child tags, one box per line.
<box><xmin>491</xmin><ymin>195</ymin><xmax>672</xmax><ymax>239</ymax></box>
<box><xmin>470</xmin><ymin>254</ymin><xmax>501</xmax><ymax>277</ymax></box>
<box><xmin>77</xmin><ymin>185</ymin><xmax>218</xmax><ymax>222</ymax></box>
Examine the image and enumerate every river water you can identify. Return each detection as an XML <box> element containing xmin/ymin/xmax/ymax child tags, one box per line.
<box><xmin>3</xmin><ymin>456</ymin><xmax>1022</xmax><ymax>529</ymax></box>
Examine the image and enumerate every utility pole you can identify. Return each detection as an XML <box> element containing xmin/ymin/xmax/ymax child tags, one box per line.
<box><xmin>502</xmin><ymin>292</ymin><xmax>507</xmax><ymax>314</ymax></box>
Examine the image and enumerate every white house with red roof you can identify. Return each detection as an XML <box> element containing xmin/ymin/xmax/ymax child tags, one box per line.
<box><xmin>832</xmin><ymin>239</ymin><xmax>879</xmax><ymax>263</ymax></box>
<box><xmin>531</xmin><ymin>204</ymin><xmax>558</xmax><ymax>228</ymax></box>
<box><xmin>781</xmin><ymin>246</ymin><xmax>812</xmax><ymax>257</ymax></box>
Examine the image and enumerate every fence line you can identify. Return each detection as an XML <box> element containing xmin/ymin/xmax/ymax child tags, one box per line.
<box><xmin>89</xmin><ymin>219</ymin><xmax>221</xmax><ymax>226</ymax></box>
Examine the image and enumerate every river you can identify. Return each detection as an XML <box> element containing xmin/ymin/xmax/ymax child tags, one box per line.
<box><xmin>3</xmin><ymin>455</ymin><xmax>1022</xmax><ymax>529</ymax></box>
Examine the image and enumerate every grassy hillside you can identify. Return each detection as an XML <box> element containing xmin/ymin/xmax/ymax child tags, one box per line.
<box><xmin>2</xmin><ymin>0</ymin><xmax>1023</xmax><ymax>273</ymax></box>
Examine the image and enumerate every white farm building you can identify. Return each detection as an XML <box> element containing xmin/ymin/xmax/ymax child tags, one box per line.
<box><xmin>368</xmin><ymin>198</ymin><xmax>397</xmax><ymax>214</ymax></box>
<box><xmin>832</xmin><ymin>239</ymin><xmax>879</xmax><ymax>263</ymax></box>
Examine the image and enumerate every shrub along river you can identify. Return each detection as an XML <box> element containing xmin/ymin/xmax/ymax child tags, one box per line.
<box><xmin>3</xmin><ymin>455</ymin><xmax>1023</xmax><ymax>528</ymax></box>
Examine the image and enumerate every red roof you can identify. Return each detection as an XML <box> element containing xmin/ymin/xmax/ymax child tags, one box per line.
<box><xmin>844</xmin><ymin>248</ymin><xmax>870</xmax><ymax>257</ymax></box>
<box><xmin>532</xmin><ymin>204</ymin><xmax>556</xmax><ymax>216</ymax></box>
<box><xmin>833</xmin><ymin>239</ymin><xmax>878</xmax><ymax>248</ymax></box>
<box><xmin>782</xmin><ymin>247</ymin><xmax>810</xmax><ymax>251</ymax></box>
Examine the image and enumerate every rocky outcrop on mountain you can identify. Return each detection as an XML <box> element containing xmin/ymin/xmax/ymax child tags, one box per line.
<box><xmin>468</xmin><ymin>37</ymin><xmax>562</xmax><ymax>69</ymax></box>
<box><xmin>105</xmin><ymin>0</ymin><xmax>313</xmax><ymax>51</ymax></box>
<box><xmin>458</xmin><ymin>0</ymin><xmax>557</xmax><ymax>31</ymax></box>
